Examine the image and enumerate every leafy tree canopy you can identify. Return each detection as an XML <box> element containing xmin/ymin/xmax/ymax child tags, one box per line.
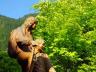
<box><xmin>33</xmin><ymin>0</ymin><xmax>96</xmax><ymax>71</ymax></box>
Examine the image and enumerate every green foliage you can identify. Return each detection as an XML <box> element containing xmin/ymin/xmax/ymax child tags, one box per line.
<box><xmin>33</xmin><ymin>0</ymin><xmax>96</xmax><ymax>71</ymax></box>
<box><xmin>0</xmin><ymin>51</ymin><xmax>21</xmax><ymax>72</ymax></box>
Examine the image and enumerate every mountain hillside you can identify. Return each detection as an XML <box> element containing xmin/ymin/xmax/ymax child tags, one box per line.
<box><xmin>0</xmin><ymin>15</ymin><xmax>19</xmax><ymax>50</ymax></box>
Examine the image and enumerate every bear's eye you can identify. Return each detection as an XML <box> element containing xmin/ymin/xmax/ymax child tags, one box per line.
<box><xmin>33</xmin><ymin>45</ymin><xmax>37</xmax><ymax>47</ymax></box>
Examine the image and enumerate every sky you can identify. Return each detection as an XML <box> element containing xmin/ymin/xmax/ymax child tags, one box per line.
<box><xmin>0</xmin><ymin>0</ymin><xmax>38</xmax><ymax>19</ymax></box>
